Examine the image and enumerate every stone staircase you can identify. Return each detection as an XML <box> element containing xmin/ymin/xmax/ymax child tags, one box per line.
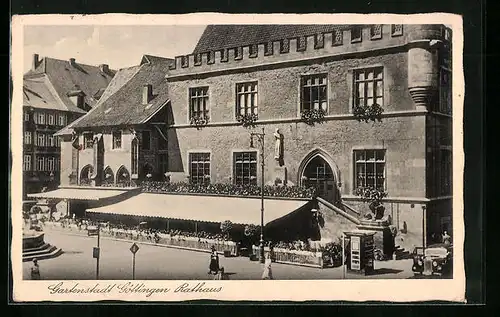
<box><xmin>23</xmin><ymin>243</ymin><xmax>63</xmax><ymax>262</ymax></box>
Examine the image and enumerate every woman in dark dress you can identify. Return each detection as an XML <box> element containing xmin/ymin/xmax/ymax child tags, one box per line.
<box><xmin>208</xmin><ymin>246</ymin><xmax>220</xmax><ymax>275</ymax></box>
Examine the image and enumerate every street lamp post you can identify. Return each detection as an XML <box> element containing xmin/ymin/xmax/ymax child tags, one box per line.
<box><xmin>250</xmin><ymin>127</ymin><xmax>266</xmax><ymax>264</ymax></box>
<box><xmin>421</xmin><ymin>205</ymin><xmax>426</xmax><ymax>253</ymax></box>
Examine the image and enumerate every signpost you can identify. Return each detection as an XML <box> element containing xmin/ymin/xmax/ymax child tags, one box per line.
<box><xmin>93</xmin><ymin>223</ymin><xmax>101</xmax><ymax>279</ymax></box>
<box><xmin>130</xmin><ymin>243</ymin><xmax>140</xmax><ymax>280</ymax></box>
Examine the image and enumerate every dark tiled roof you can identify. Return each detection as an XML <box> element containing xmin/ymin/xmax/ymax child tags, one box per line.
<box><xmin>193</xmin><ymin>24</ymin><xmax>347</xmax><ymax>53</ymax></box>
<box><xmin>23</xmin><ymin>75</ymin><xmax>71</xmax><ymax>111</ymax></box>
<box><xmin>72</xmin><ymin>55</ymin><xmax>173</xmax><ymax>129</ymax></box>
<box><xmin>24</xmin><ymin>57</ymin><xmax>115</xmax><ymax>112</ymax></box>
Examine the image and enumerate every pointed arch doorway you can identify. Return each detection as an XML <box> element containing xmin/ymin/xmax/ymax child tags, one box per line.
<box><xmin>299</xmin><ymin>150</ymin><xmax>341</xmax><ymax>204</ymax></box>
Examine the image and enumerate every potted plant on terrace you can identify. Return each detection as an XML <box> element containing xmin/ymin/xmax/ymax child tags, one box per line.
<box><xmin>190</xmin><ymin>115</ymin><xmax>209</xmax><ymax>130</ymax></box>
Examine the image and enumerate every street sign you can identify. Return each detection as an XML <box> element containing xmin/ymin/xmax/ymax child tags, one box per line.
<box><xmin>130</xmin><ymin>243</ymin><xmax>139</xmax><ymax>254</ymax></box>
<box><xmin>93</xmin><ymin>247</ymin><xmax>100</xmax><ymax>259</ymax></box>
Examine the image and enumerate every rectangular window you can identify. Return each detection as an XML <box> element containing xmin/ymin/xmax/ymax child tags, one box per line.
<box><xmin>301</xmin><ymin>74</ymin><xmax>328</xmax><ymax>112</ymax></box>
<box><xmin>112</xmin><ymin>131</ymin><xmax>122</xmax><ymax>149</ymax></box>
<box><xmin>333</xmin><ymin>29</ymin><xmax>343</xmax><ymax>46</ymax></box>
<box><xmin>354</xmin><ymin>149</ymin><xmax>386</xmax><ymax>191</ymax></box>
<box><xmin>189</xmin><ymin>153</ymin><xmax>210</xmax><ymax>185</ymax></box>
<box><xmin>158</xmin><ymin>153</ymin><xmax>168</xmax><ymax>174</ymax></box>
<box><xmin>142</xmin><ymin>131</ymin><xmax>151</xmax><ymax>150</ymax></box>
<box><xmin>38</xmin><ymin>113</ymin><xmax>46</xmax><ymax>124</ymax></box>
<box><xmin>48</xmin><ymin>114</ymin><xmax>55</xmax><ymax>125</ymax></box>
<box><xmin>391</xmin><ymin>24</ymin><xmax>403</xmax><ymax>37</ymax></box>
<box><xmin>47</xmin><ymin>134</ymin><xmax>54</xmax><ymax>147</ymax></box>
<box><xmin>24</xmin><ymin>131</ymin><xmax>32</xmax><ymax>144</ymax></box>
<box><xmin>24</xmin><ymin>111</ymin><xmax>30</xmax><ymax>122</ymax></box>
<box><xmin>370</xmin><ymin>25</ymin><xmax>382</xmax><ymax>40</ymax></box>
<box><xmin>37</xmin><ymin>157</ymin><xmax>45</xmax><ymax>172</ymax></box>
<box><xmin>439</xmin><ymin>68</ymin><xmax>452</xmax><ymax>114</ymax></box>
<box><xmin>23</xmin><ymin>155</ymin><xmax>31</xmax><ymax>171</ymax></box>
<box><xmin>189</xmin><ymin>87</ymin><xmax>209</xmax><ymax>120</ymax></box>
<box><xmin>37</xmin><ymin>133</ymin><xmax>45</xmax><ymax>147</ymax></box>
<box><xmin>58</xmin><ymin>114</ymin><xmax>66</xmax><ymax>126</ymax></box>
<box><xmin>47</xmin><ymin>157</ymin><xmax>55</xmax><ymax>171</ymax></box>
<box><xmin>354</xmin><ymin>67</ymin><xmax>384</xmax><ymax>107</ymax></box>
<box><xmin>236</xmin><ymin>82</ymin><xmax>258</xmax><ymax>117</ymax></box>
<box><xmin>351</xmin><ymin>26</ymin><xmax>362</xmax><ymax>43</ymax></box>
<box><xmin>233</xmin><ymin>152</ymin><xmax>257</xmax><ymax>186</ymax></box>
<box><xmin>55</xmin><ymin>136</ymin><xmax>61</xmax><ymax>147</ymax></box>
<box><xmin>83</xmin><ymin>133</ymin><xmax>93</xmax><ymax>149</ymax></box>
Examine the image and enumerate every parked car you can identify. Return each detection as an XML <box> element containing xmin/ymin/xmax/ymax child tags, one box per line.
<box><xmin>412</xmin><ymin>244</ymin><xmax>453</xmax><ymax>277</ymax></box>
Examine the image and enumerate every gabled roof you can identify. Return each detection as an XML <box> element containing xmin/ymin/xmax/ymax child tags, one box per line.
<box><xmin>23</xmin><ymin>74</ymin><xmax>85</xmax><ymax>113</ymax></box>
<box><xmin>71</xmin><ymin>55</ymin><xmax>173</xmax><ymax>130</ymax></box>
<box><xmin>24</xmin><ymin>56</ymin><xmax>115</xmax><ymax>112</ymax></box>
<box><xmin>192</xmin><ymin>24</ymin><xmax>346</xmax><ymax>53</ymax></box>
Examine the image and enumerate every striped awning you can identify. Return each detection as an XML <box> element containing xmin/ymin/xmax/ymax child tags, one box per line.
<box><xmin>27</xmin><ymin>187</ymin><xmax>130</xmax><ymax>201</ymax></box>
<box><xmin>86</xmin><ymin>193</ymin><xmax>310</xmax><ymax>226</ymax></box>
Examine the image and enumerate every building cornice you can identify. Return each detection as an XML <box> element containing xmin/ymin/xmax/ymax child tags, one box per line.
<box><xmin>167</xmin><ymin>109</ymin><xmax>428</xmax><ymax>129</ymax></box>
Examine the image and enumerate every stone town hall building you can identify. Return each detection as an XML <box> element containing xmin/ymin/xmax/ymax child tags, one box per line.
<box><xmin>35</xmin><ymin>24</ymin><xmax>452</xmax><ymax>248</ymax></box>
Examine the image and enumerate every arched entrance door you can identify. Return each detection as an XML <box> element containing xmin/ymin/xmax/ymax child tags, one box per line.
<box><xmin>301</xmin><ymin>155</ymin><xmax>338</xmax><ymax>203</ymax></box>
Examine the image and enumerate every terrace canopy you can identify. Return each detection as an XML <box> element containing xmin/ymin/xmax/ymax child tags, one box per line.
<box><xmin>27</xmin><ymin>187</ymin><xmax>130</xmax><ymax>201</ymax></box>
<box><xmin>85</xmin><ymin>193</ymin><xmax>310</xmax><ymax>226</ymax></box>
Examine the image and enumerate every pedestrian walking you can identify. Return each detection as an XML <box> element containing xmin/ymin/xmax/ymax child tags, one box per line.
<box><xmin>30</xmin><ymin>258</ymin><xmax>41</xmax><ymax>280</ymax></box>
<box><xmin>208</xmin><ymin>246</ymin><xmax>220</xmax><ymax>276</ymax></box>
<box><xmin>261</xmin><ymin>252</ymin><xmax>273</xmax><ymax>280</ymax></box>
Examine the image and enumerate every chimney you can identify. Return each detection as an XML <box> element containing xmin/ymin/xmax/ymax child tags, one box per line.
<box><xmin>142</xmin><ymin>84</ymin><xmax>153</xmax><ymax>105</ymax></box>
<box><xmin>69</xmin><ymin>58</ymin><xmax>76</xmax><ymax>67</ymax></box>
<box><xmin>32</xmin><ymin>54</ymin><xmax>39</xmax><ymax>71</ymax></box>
<box><xmin>99</xmin><ymin>64</ymin><xmax>109</xmax><ymax>73</ymax></box>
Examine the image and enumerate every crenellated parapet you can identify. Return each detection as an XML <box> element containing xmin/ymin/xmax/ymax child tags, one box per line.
<box><xmin>168</xmin><ymin>24</ymin><xmax>449</xmax><ymax>78</ymax></box>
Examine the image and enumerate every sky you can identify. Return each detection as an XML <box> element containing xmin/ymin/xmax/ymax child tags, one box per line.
<box><xmin>23</xmin><ymin>25</ymin><xmax>207</xmax><ymax>72</ymax></box>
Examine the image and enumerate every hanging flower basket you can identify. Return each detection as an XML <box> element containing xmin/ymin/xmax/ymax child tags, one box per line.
<box><xmin>105</xmin><ymin>173</ymin><xmax>112</xmax><ymax>179</ymax></box>
<box><xmin>237</xmin><ymin>113</ymin><xmax>258</xmax><ymax>128</ymax></box>
<box><xmin>146</xmin><ymin>173</ymin><xmax>152</xmax><ymax>179</ymax></box>
<box><xmin>122</xmin><ymin>172</ymin><xmax>128</xmax><ymax>177</ymax></box>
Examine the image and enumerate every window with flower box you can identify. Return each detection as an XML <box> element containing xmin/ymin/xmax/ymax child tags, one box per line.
<box><xmin>189</xmin><ymin>153</ymin><xmax>210</xmax><ymax>185</ymax></box>
<box><xmin>354</xmin><ymin>149</ymin><xmax>386</xmax><ymax>191</ymax></box>
<box><xmin>236</xmin><ymin>82</ymin><xmax>258</xmax><ymax>117</ymax></box>
<box><xmin>234</xmin><ymin>152</ymin><xmax>257</xmax><ymax>186</ymax></box>
<box><xmin>354</xmin><ymin>67</ymin><xmax>384</xmax><ymax>108</ymax></box>
<box><xmin>300</xmin><ymin>74</ymin><xmax>328</xmax><ymax>112</ymax></box>
<box><xmin>189</xmin><ymin>87</ymin><xmax>209</xmax><ymax>122</ymax></box>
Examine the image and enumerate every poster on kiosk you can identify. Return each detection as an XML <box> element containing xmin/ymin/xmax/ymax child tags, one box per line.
<box><xmin>344</xmin><ymin>230</ymin><xmax>376</xmax><ymax>276</ymax></box>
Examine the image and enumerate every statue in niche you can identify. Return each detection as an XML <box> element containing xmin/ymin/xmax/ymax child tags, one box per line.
<box><xmin>273</xmin><ymin>128</ymin><xmax>284</xmax><ymax>167</ymax></box>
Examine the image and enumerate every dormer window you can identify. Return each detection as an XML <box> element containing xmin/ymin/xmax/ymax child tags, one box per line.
<box><xmin>67</xmin><ymin>90</ymin><xmax>89</xmax><ymax>111</ymax></box>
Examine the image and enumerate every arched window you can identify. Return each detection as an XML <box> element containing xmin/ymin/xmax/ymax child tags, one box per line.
<box><xmin>302</xmin><ymin>156</ymin><xmax>333</xmax><ymax>196</ymax></box>
<box><xmin>116</xmin><ymin>166</ymin><xmax>130</xmax><ymax>187</ymax></box>
<box><xmin>102</xmin><ymin>166</ymin><xmax>115</xmax><ymax>186</ymax></box>
<box><xmin>80</xmin><ymin>165</ymin><xmax>94</xmax><ymax>186</ymax></box>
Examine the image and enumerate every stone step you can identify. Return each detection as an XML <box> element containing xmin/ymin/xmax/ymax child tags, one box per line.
<box><xmin>23</xmin><ymin>248</ymin><xmax>63</xmax><ymax>262</ymax></box>
<box><xmin>23</xmin><ymin>245</ymin><xmax>57</xmax><ymax>257</ymax></box>
<box><xmin>23</xmin><ymin>243</ymin><xmax>52</xmax><ymax>253</ymax></box>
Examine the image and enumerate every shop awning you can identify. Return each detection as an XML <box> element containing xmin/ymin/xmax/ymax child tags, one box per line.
<box><xmin>27</xmin><ymin>187</ymin><xmax>130</xmax><ymax>201</ymax></box>
<box><xmin>86</xmin><ymin>193</ymin><xmax>310</xmax><ymax>226</ymax></box>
